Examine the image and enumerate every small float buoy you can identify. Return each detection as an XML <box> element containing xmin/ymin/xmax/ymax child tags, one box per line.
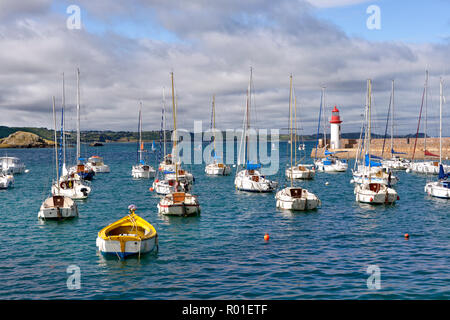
<box><xmin>232</xmin><ymin>164</ymin><xmax>236</xmax><ymax>168</ymax></box>
<box><xmin>149</xmin><ymin>187</ymin><xmax>154</xmax><ymax>192</ymax></box>
<box><xmin>325</xmin><ymin>181</ymin><xmax>329</xmax><ymax>185</ymax></box>
<box><xmin>404</xmin><ymin>233</ymin><xmax>409</xmax><ymax>239</ymax></box>
<box><xmin>25</xmin><ymin>169</ymin><xmax>30</xmax><ymax>173</ymax></box>
<box><xmin>264</xmin><ymin>233</ymin><xmax>270</xmax><ymax>241</ymax></box>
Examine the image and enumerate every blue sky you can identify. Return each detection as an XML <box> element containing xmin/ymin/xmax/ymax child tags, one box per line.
<box><xmin>314</xmin><ymin>0</ymin><xmax>450</xmax><ymax>43</ymax></box>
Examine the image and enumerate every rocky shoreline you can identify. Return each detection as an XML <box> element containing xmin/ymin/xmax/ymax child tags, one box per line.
<box><xmin>0</xmin><ymin>131</ymin><xmax>54</xmax><ymax>148</ymax></box>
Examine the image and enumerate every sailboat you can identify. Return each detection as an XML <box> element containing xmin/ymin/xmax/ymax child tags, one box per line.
<box><xmin>381</xmin><ymin>80</ymin><xmax>410</xmax><ymax>170</ymax></box>
<box><xmin>234</xmin><ymin>68</ymin><xmax>278</xmax><ymax>192</ymax></box>
<box><xmin>152</xmin><ymin>90</ymin><xmax>192</xmax><ymax>195</ymax></box>
<box><xmin>157</xmin><ymin>72</ymin><xmax>200</xmax><ymax>216</ymax></box>
<box><xmin>38</xmin><ymin>96</ymin><xmax>78</xmax><ymax>219</ymax></box>
<box><xmin>354</xmin><ymin>79</ymin><xmax>399</xmax><ymax>204</ymax></box>
<box><xmin>205</xmin><ymin>95</ymin><xmax>231</xmax><ymax>175</ymax></box>
<box><xmin>67</xmin><ymin>69</ymin><xmax>95</xmax><ymax>181</ymax></box>
<box><xmin>52</xmin><ymin>72</ymin><xmax>91</xmax><ymax>200</ymax></box>
<box><xmin>131</xmin><ymin>101</ymin><xmax>156</xmax><ymax>179</ymax></box>
<box><xmin>313</xmin><ymin>87</ymin><xmax>348</xmax><ymax>172</ymax></box>
<box><xmin>424</xmin><ymin>78</ymin><xmax>450</xmax><ymax>199</ymax></box>
<box><xmin>285</xmin><ymin>77</ymin><xmax>315</xmax><ymax>180</ymax></box>
<box><xmin>96</xmin><ymin>204</ymin><xmax>158</xmax><ymax>259</ymax></box>
<box><xmin>408</xmin><ymin>71</ymin><xmax>450</xmax><ymax>174</ymax></box>
<box><xmin>276</xmin><ymin>75</ymin><xmax>320</xmax><ymax>210</ymax></box>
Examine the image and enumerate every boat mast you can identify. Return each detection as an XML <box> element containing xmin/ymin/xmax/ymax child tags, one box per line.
<box><xmin>138</xmin><ymin>101</ymin><xmax>143</xmax><ymax>164</ymax></box>
<box><xmin>368</xmin><ymin>79</ymin><xmax>372</xmax><ymax>178</ymax></box>
<box><xmin>294</xmin><ymin>86</ymin><xmax>297</xmax><ymax>165</ymax></box>
<box><xmin>52</xmin><ymin>96</ymin><xmax>59</xmax><ymax>187</ymax></box>
<box><xmin>171</xmin><ymin>72</ymin><xmax>178</xmax><ymax>183</ymax></box>
<box><xmin>289</xmin><ymin>74</ymin><xmax>293</xmax><ymax>187</ymax></box>
<box><xmin>62</xmin><ymin>72</ymin><xmax>66</xmax><ymax>168</ymax></box>
<box><xmin>245</xmin><ymin>67</ymin><xmax>252</xmax><ymax>167</ymax></box>
<box><xmin>314</xmin><ymin>87</ymin><xmax>324</xmax><ymax>161</ymax></box>
<box><xmin>390</xmin><ymin>80</ymin><xmax>394</xmax><ymax>156</ymax></box>
<box><xmin>213</xmin><ymin>94</ymin><xmax>216</xmax><ymax>158</ymax></box>
<box><xmin>162</xmin><ymin>88</ymin><xmax>167</xmax><ymax>159</ymax></box>
<box><xmin>76</xmin><ymin>68</ymin><xmax>81</xmax><ymax>165</ymax></box>
<box><xmin>323</xmin><ymin>88</ymin><xmax>327</xmax><ymax>149</ymax></box>
<box><xmin>439</xmin><ymin>78</ymin><xmax>442</xmax><ymax>165</ymax></box>
<box><xmin>424</xmin><ymin>70</ymin><xmax>428</xmax><ymax>153</ymax></box>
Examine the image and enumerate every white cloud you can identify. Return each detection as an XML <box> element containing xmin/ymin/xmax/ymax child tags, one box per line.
<box><xmin>306</xmin><ymin>0</ymin><xmax>376</xmax><ymax>8</ymax></box>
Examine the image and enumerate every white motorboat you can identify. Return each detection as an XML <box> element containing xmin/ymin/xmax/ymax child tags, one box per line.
<box><xmin>204</xmin><ymin>95</ymin><xmax>231</xmax><ymax>176</ymax></box>
<box><xmin>205</xmin><ymin>162</ymin><xmax>231</xmax><ymax>175</ymax></box>
<box><xmin>39</xmin><ymin>95</ymin><xmax>78</xmax><ymax>219</ymax></box>
<box><xmin>382</xmin><ymin>156</ymin><xmax>410</xmax><ymax>170</ymax></box>
<box><xmin>277</xmin><ymin>74</ymin><xmax>320</xmax><ymax>211</ymax></box>
<box><xmin>424</xmin><ymin>79</ymin><xmax>450</xmax><ymax>199</ymax></box>
<box><xmin>354</xmin><ymin>79</ymin><xmax>399</xmax><ymax>205</ymax></box>
<box><xmin>234</xmin><ymin>68</ymin><xmax>277</xmax><ymax>192</ymax></box>
<box><xmin>157</xmin><ymin>72</ymin><xmax>201</xmax><ymax>216</ymax></box>
<box><xmin>408</xmin><ymin>161</ymin><xmax>448</xmax><ymax>175</ymax></box>
<box><xmin>314</xmin><ymin>156</ymin><xmax>348</xmax><ymax>172</ymax></box>
<box><xmin>0</xmin><ymin>172</ymin><xmax>14</xmax><ymax>189</ymax></box>
<box><xmin>164</xmin><ymin>168</ymin><xmax>194</xmax><ymax>183</ymax></box>
<box><xmin>131</xmin><ymin>101</ymin><xmax>156</xmax><ymax>179</ymax></box>
<box><xmin>0</xmin><ymin>156</ymin><xmax>26</xmax><ymax>174</ymax></box>
<box><xmin>87</xmin><ymin>156</ymin><xmax>110</xmax><ymax>173</ymax></box>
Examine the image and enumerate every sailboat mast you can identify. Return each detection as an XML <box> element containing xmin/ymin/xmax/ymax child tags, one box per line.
<box><xmin>62</xmin><ymin>72</ymin><xmax>66</xmax><ymax>167</ymax></box>
<box><xmin>440</xmin><ymin>78</ymin><xmax>442</xmax><ymax>164</ymax></box>
<box><xmin>424</xmin><ymin>70</ymin><xmax>428</xmax><ymax>152</ymax></box>
<box><xmin>294</xmin><ymin>87</ymin><xmax>297</xmax><ymax>165</ymax></box>
<box><xmin>289</xmin><ymin>74</ymin><xmax>293</xmax><ymax>187</ymax></box>
<box><xmin>171</xmin><ymin>72</ymin><xmax>178</xmax><ymax>182</ymax></box>
<box><xmin>213</xmin><ymin>94</ymin><xmax>216</xmax><ymax>155</ymax></box>
<box><xmin>53</xmin><ymin>96</ymin><xmax>59</xmax><ymax>185</ymax></box>
<box><xmin>245</xmin><ymin>68</ymin><xmax>252</xmax><ymax>166</ymax></box>
<box><xmin>390</xmin><ymin>80</ymin><xmax>394</xmax><ymax>155</ymax></box>
<box><xmin>162</xmin><ymin>88</ymin><xmax>167</xmax><ymax>158</ymax></box>
<box><xmin>138</xmin><ymin>101</ymin><xmax>143</xmax><ymax>163</ymax></box>
<box><xmin>368</xmin><ymin>79</ymin><xmax>372</xmax><ymax>173</ymax></box>
<box><xmin>76</xmin><ymin>68</ymin><xmax>81</xmax><ymax>165</ymax></box>
<box><xmin>323</xmin><ymin>89</ymin><xmax>327</xmax><ymax>148</ymax></box>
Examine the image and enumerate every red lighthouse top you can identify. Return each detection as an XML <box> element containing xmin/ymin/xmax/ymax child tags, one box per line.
<box><xmin>330</xmin><ymin>105</ymin><xmax>342</xmax><ymax>124</ymax></box>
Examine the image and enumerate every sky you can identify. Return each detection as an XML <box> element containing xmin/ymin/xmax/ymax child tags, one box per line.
<box><xmin>0</xmin><ymin>0</ymin><xmax>449</xmax><ymax>136</ymax></box>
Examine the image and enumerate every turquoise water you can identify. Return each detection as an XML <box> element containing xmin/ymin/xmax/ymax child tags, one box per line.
<box><xmin>0</xmin><ymin>141</ymin><xmax>449</xmax><ymax>300</ymax></box>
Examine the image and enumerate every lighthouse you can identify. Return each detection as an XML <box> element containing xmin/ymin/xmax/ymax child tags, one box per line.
<box><xmin>329</xmin><ymin>106</ymin><xmax>342</xmax><ymax>149</ymax></box>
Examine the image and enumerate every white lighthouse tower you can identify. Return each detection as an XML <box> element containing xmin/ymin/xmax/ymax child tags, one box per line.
<box><xmin>329</xmin><ymin>105</ymin><xmax>342</xmax><ymax>149</ymax></box>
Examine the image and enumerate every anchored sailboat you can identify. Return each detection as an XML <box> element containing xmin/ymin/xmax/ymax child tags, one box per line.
<box><xmin>157</xmin><ymin>72</ymin><xmax>200</xmax><ymax>216</ymax></box>
<box><xmin>424</xmin><ymin>78</ymin><xmax>450</xmax><ymax>199</ymax></box>
<box><xmin>285</xmin><ymin>76</ymin><xmax>315</xmax><ymax>180</ymax></box>
<box><xmin>39</xmin><ymin>96</ymin><xmax>78</xmax><ymax>219</ymax></box>
<box><xmin>353</xmin><ymin>79</ymin><xmax>399</xmax><ymax>204</ymax></box>
<box><xmin>205</xmin><ymin>95</ymin><xmax>231</xmax><ymax>176</ymax></box>
<box><xmin>381</xmin><ymin>80</ymin><xmax>410</xmax><ymax>170</ymax></box>
<box><xmin>234</xmin><ymin>68</ymin><xmax>277</xmax><ymax>192</ymax></box>
<box><xmin>131</xmin><ymin>101</ymin><xmax>156</xmax><ymax>179</ymax></box>
<box><xmin>314</xmin><ymin>87</ymin><xmax>348</xmax><ymax>172</ymax></box>
<box><xmin>276</xmin><ymin>75</ymin><xmax>320</xmax><ymax>210</ymax></box>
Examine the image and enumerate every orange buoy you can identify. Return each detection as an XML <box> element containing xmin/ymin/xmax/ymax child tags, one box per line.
<box><xmin>149</xmin><ymin>187</ymin><xmax>154</xmax><ymax>192</ymax></box>
<box><xmin>404</xmin><ymin>233</ymin><xmax>409</xmax><ymax>239</ymax></box>
<box><xmin>264</xmin><ymin>233</ymin><xmax>270</xmax><ymax>241</ymax></box>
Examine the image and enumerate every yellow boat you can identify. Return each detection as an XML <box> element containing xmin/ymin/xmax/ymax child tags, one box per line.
<box><xmin>96</xmin><ymin>205</ymin><xmax>158</xmax><ymax>259</ymax></box>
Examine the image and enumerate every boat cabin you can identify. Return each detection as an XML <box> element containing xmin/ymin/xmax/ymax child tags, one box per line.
<box><xmin>289</xmin><ymin>188</ymin><xmax>303</xmax><ymax>198</ymax></box>
<box><xmin>368</xmin><ymin>183</ymin><xmax>381</xmax><ymax>193</ymax></box>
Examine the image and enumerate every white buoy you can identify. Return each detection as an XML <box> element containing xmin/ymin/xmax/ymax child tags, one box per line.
<box><xmin>25</xmin><ymin>169</ymin><xmax>30</xmax><ymax>173</ymax></box>
<box><xmin>325</xmin><ymin>181</ymin><xmax>329</xmax><ymax>185</ymax></box>
<box><xmin>350</xmin><ymin>179</ymin><xmax>354</xmax><ymax>184</ymax></box>
<box><xmin>232</xmin><ymin>164</ymin><xmax>236</xmax><ymax>168</ymax></box>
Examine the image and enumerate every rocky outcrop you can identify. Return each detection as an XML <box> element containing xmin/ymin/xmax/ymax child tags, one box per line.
<box><xmin>0</xmin><ymin>131</ymin><xmax>54</xmax><ymax>148</ymax></box>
